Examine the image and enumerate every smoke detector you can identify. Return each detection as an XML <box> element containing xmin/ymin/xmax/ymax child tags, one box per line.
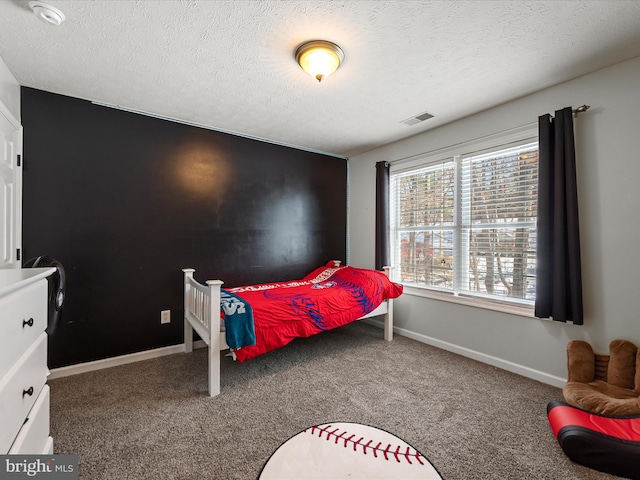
<box><xmin>29</xmin><ymin>1</ymin><xmax>66</xmax><ymax>26</ymax></box>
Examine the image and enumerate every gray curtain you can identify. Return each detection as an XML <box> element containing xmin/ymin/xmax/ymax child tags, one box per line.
<box><xmin>535</xmin><ymin>107</ymin><xmax>583</xmax><ymax>324</ymax></box>
<box><xmin>375</xmin><ymin>161</ymin><xmax>390</xmax><ymax>270</ymax></box>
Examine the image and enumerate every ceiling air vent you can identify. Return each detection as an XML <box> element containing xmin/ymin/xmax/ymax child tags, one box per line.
<box><xmin>401</xmin><ymin>111</ymin><xmax>434</xmax><ymax>126</ymax></box>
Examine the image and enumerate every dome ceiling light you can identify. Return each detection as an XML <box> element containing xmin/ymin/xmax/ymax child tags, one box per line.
<box><xmin>295</xmin><ymin>40</ymin><xmax>345</xmax><ymax>83</ymax></box>
<box><xmin>29</xmin><ymin>1</ymin><xmax>66</xmax><ymax>26</ymax></box>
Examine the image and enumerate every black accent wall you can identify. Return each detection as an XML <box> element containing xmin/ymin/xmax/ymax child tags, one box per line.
<box><xmin>21</xmin><ymin>87</ymin><xmax>347</xmax><ymax>368</ymax></box>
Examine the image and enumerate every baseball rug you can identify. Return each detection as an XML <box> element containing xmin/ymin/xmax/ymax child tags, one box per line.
<box><xmin>259</xmin><ymin>422</ymin><xmax>443</xmax><ymax>479</ymax></box>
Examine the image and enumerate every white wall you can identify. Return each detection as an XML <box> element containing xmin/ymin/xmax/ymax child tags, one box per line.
<box><xmin>0</xmin><ymin>54</ymin><xmax>20</xmax><ymax>122</ymax></box>
<box><xmin>349</xmin><ymin>55</ymin><xmax>640</xmax><ymax>387</ymax></box>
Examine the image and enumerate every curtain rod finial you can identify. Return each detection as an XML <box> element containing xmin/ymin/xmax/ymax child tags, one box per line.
<box><xmin>573</xmin><ymin>105</ymin><xmax>590</xmax><ymax>115</ymax></box>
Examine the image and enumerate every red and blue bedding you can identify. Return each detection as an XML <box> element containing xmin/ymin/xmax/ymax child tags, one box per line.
<box><xmin>223</xmin><ymin>262</ymin><xmax>403</xmax><ymax>362</ymax></box>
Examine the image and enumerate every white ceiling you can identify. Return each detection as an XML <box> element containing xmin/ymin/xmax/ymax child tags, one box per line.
<box><xmin>1</xmin><ymin>1</ymin><xmax>640</xmax><ymax>158</ymax></box>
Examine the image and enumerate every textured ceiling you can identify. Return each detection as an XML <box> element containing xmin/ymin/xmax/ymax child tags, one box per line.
<box><xmin>1</xmin><ymin>1</ymin><xmax>640</xmax><ymax>157</ymax></box>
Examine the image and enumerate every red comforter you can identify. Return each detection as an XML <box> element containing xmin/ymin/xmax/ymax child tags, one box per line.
<box><xmin>226</xmin><ymin>263</ymin><xmax>403</xmax><ymax>362</ymax></box>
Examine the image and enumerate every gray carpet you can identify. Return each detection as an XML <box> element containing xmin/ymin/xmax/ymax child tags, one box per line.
<box><xmin>49</xmin><ymin>322</ymin><xmax>617</xmax><ymax>479</ymax></box>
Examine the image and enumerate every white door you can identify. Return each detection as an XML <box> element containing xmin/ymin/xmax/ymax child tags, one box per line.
<box><xmin>0</xmin><ymin>107</ymin><xmax>22</xmax><ymax>269</ymax></box>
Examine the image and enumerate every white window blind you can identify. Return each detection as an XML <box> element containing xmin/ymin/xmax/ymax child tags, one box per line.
<box><xmin>391</xmin><ymin>160</ymin><xmax>456</xmax><ymax>290</ymax></box>
<box><xmin>390</xmin><ymin>134</ymin><xmax>539</xmax><ymax>306</ymax></box>
<box><xmin>457</xmin><ymin>142</ymin><xmax>538</xmax><ymax>302</ymax></box>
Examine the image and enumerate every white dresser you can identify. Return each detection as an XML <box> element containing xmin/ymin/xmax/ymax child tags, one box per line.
<box><xmin>0</xmin><ymin>267</ymin><xmax>55</xmax><ymax>454</ymax></box>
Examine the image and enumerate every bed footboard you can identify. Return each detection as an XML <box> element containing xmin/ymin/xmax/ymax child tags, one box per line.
<box><xmin>183</xmin><ymin>268</ymin><xmax>224</xmax><ymax>397</ymax></box>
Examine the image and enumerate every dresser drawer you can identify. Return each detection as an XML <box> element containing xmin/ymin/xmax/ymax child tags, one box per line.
<box><xmin>0</xmin><ymin>280</ymin><xmax>48</xmax><ymax>380</ymax></box>
<box><xmin>0</xmin><ymin>332</ymin><xmax>48</xmax><ymax>454</ymax></box>
<box><xmin>9</xmin><ymin>384</ymin><xmax>50</xmax><ymax>454</ymax></box>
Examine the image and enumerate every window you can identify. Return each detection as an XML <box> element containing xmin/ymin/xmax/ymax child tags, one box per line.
<box><xmin>390</xmin><ymin>129</ymin><xmax>538</xmax><ymax>307</ymax></box>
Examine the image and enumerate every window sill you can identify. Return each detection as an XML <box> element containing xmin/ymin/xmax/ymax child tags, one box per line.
<box><xmin>401</xmin><ymin>285</ymin><xmax>535</xmax><ymax>319</ymax></box>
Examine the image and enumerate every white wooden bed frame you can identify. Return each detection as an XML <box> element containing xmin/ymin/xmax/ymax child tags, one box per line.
<box><xmin>182</xmin><ymin>261</ymin><xmax>394</xmax><ymax>397</ymax></box>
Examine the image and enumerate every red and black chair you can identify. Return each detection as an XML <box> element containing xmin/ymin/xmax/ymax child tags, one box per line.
<box><xmin>547</xmin><ymin>400</ymin><xmax>640</xmax><ymax>479</ymax></box>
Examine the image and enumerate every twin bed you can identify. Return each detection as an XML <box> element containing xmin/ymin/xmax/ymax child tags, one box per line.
<box><xmin>183</xmin><ymin>261</ymin><xmax>403</xmax><ymax>396</ymax></box>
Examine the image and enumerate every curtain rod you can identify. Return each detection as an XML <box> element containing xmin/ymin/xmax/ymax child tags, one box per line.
<box><xmin>573</xmin><ymin>105</ymin><xmax>590</xmax><ymax>115</ymax></box>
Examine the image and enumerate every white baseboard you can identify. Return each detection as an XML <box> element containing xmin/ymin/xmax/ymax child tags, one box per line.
<box><xmin>49</xmin><ymin>340</ymin><xmax>208</xmax><ymax>379</ymax></box>
<box><xmin>363</xmin><ymin>318</ymin><xmax>566</xmax><ymax>388</ymax></box>
<box><xmin>50</xmin><ymin>320</ymin><xmax>566</xmax><ymax>389</ymax></box>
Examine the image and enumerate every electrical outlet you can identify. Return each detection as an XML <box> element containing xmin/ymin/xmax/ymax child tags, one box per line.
<box><xmin>161</xmin><ymin>310</ymin><xmax>171</xmax><ymax>324</ymax></box>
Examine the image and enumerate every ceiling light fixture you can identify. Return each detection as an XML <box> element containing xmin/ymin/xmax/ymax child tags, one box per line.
<box><xmin>295</xmin><ymin>40</ymin><xmax>344</xmax><ymax>82</ymax></box>
<box><xmin>29</xmin><ymin>1</ymin><xmax>66</xmax><ymax>26</ymax></box>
